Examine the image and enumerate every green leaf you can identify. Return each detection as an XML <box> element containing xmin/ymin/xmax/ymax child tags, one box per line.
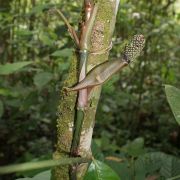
<box><xmin>135</xmin><ymin>152</ymin><xmax>180</xmax><ymax>179</ymax></box>
<box><xmin>16</xmin><ymin>170</ymin><xmax>51</xmax><ymax>180</ymax></box>
<box><xmin>105</xmin><ymin>159</ymin><xmax>132</xmax><ymax>180</ymax></box>
<box><xmin>0</xmin><ymin>88</ymin><xmax>19</xmax><ymax>97</ymax></box>
<box><xmin>16</xmin><ymin>29</ymin><xmax>34</xmax><ymax>37</ymax></box>
<box><xmin>160</xmin><ymin>154</ymin><xmax>180</xmax><ymax>178</ymax></box>
<box><xmin>51</xmin><ymin>49</ymin><xmax>72</xmax><ymax>58</ymax></box>
<box><xmin>91</xmin><ymin>141</ymin><xmax>104</xmax><ymax>161</ymax></box>
<box><xmin>39</xmin><ymin>33</ymin><xmax>54</xmax><ymax>46</ymax></box>
<box><xmin>29</xmin><ymin>4</ymin><xmax>52</xmax><ymax>15</ymax></box>
<box><xmin>165</xmin><ymin>85</ymin><xmax>180</xmax><ymax>125</ymax></box>
<box><xmin>84</xmin><ymin>159</ymin><xmax>120</xmax><ymax>180</ymax></box>
<box><xmin>33</xmin><ymin>72</ymin><xmax>53</xmax><ymax>89</ymax></box>
<box><xmin>0</xmin><ymin>100</ymin><xmax>4</xmax><ymax>118</ymax></box>
<box><xmin>20</xmin><ymin>91</ymin><xmax>38</xmax><ymax>110</ymax></box>
<box><xmin>0</xmin><ymin>61</ymin><xmax>33</xmax><ymax>75</ymax></box>
<box><xmin>122</xmin><ymin>137</ymin><xmax>145</xmax><ymax>157</ymax></box>
<box><xmin>6</xmin><ymin>99</ymin><xmax>21</xmax><ymax>108</ymax></box>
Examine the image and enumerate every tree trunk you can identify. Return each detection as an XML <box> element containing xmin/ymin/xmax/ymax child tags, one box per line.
<box><xmin>53</xmin><ymin>0</ymin><xmax>120</xmax><ymax>179</ymax></box>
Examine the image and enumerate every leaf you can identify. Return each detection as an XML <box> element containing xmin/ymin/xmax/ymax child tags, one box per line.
<box><xmin>106</xmin><ymin>152</ymin><xmax>180</xmax><ymax>180</ymax></box>
<box><xmin>31</xmin><ymin>170</ymin><xmax>51</xmax><ymax>180</ymax></box>
<box><xmin>84</xmin><ymin>159</ymin><xmax>120</xmax><ymax>180</ymax></box>
<box><xmin>91</xmin><ymin>141</ymin><xmax>105</xmax><ymax>161</ymax></box>
<box><xmin>122</xmin><ymin>137</ymin><xmax>145</xmax><ymax>157</ymax></box>
<box><xmin>6</xmin><ymin>99</ymin><xmax>21</xmax><ymax>107</ymax></box>
<box><xmin>105</xmin><ymin>159</ymin><xmax>132</xmax><ymax>180</ymax></box>
<box><xmin>135</xmin><ymin>152</ymin><xmax>162</xmax><ymax>175</ymax></box>
<box><xmin>135</xmin><ymin>152</ymin><xmax>180</xmax><ymax>179</ymax></box>
<box><xmin>16</xmin><ymin>170</ymin><xmax>51</xmax><ymax>180</ymax></box>
<box><xmin>51</xmin><ymin>49</ymin><xmax>72</xmax><ymax>58</ymax></box>
<box><xmin>67</xmin><ymin>60</ymin><xmax>127</xmax><ymax>91</ymax></box>
<box><xmin>33</xmin><ymin>72</ymin><xmax>53</xmax><ymax>89</ymax></box>
<box><xmin>165</xmin><ymin>85</ymin><xmax>180</xmax><ymax>125</ymax></box>
<box><xmin>160</xmin><ymin>154</ymin><xmax>180</xmax><ymax>178</ymax></box>
<box><xmin>0</xmin><ymin>61</ymin><xmax>33</xmax><ymax>75</ymax></box>
<box><xmin>29</xmin><ymin>4</ymin><xmax>52</xmax><ymax>15</ymax></box>
<box><xmin>0</xmin><ymin>100</ymin><xmax>4</xmax><ymax>118</ymax></box>
<box><xmin>21</xmin><ymin>91</ymin><xmax>38</xmax><ymax>110</ymax></box>
<box><xmin>39</xmin><ymin>33</ymin><xmax>54</xmax><ymax>46</ymax></box>
<box><xmin>0</xmin><ymin>88</ymin><xmax>19</xmax><ymax>97</ymax></box>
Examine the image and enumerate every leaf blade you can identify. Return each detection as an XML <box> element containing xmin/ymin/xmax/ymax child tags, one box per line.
<box><xmin>0</xmin><ymin>61</ymin><xmax>33</xmax><ymax>75</ymax></box>
<box><xmin>84</xmin><ymin>159</ymin><xmax>120</xmax><ymax>180</ymax></box>
<box><xmin>165</xmin><ymin>85</ymin><xmax>180</xmax><ymax>125</ymax></box>
<box><xmin>33</xmin><ymin>72</ymin><xmax>53</xmax><ymax>89</ymax></box>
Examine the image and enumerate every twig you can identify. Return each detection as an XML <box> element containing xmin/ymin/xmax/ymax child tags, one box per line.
<box><xmin>0</xmin><ymin>157</ymin><xmax>91</xmax><ymax>175</ymax></box>
<box><xmin>51</xmin><ymin>8</ymin><xmax>79</xmax><ymax>47</ymax></box>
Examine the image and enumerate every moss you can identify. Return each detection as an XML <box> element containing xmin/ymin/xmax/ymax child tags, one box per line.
<box><xmin>97</xmin><ymin>0</ymin><xmax>113</xmax><ymax>44</ymax></box>
<box><xmin>64</xmin><ymin>51</ymin><xmax>79</xmax><ymax>87</ymax></box>
<box><xmin>52</xmin><ymin>166</ymin><xmax>69</xmax><ymax>180</ymax></box>
<box><xmin>91</xmin><ymin>0</ymin><xmax>113</xmax><ymax>51</ymax></box>
<box><xmin>54</xmin><ymin>52</ymin><xmax>79</xmax><ymax>179</ymax></box>
<box><xmin>56</xmin><ymin>51</ymin><xmax>79</xmax><ymax>151</ymax></box>
<box><xmin>53</xmin><ymin>0</ymin><xmax>119</xmax><ymax>179</ymax></box>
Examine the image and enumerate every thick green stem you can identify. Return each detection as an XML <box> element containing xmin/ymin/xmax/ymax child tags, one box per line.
<box><xmin>53</xmin><ymin>52</ymin><xmax>78</xmax><ymax>180</ymax></box>
<box><xmin>71</xmin><ymin>109</ymin><xmax>85</xmax><ymax>155</ymax></box>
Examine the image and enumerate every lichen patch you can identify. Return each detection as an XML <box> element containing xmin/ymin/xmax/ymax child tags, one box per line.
<box><xmin>79</xmin><ymin>127</ymin><xmax>93</xmax><ymax>156</ymax></box>
<box><xmin>91</xmin><ymin>21</ymin><xmax>105</xmax><ymax>50</ymax></box>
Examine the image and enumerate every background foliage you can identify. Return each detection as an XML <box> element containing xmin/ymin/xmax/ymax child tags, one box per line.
<box><xmin>0</xmin><ymin>0</ymin><xmax>179</xmax><ymax>179</ymax></box>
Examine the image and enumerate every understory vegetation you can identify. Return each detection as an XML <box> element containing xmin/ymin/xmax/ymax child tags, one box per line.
<box><xmin>0</xmin><ymin>0</ymin><xmax>180</xmax><ymax>179</ymax></box>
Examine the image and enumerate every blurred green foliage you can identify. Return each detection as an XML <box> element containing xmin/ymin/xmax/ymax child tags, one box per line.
<box><xmin>0</xmin><ymin>0</ymin><xmax>180</xmax><ymax>179</ymax></box>
<box><xmin>96</xmin><ymin>0</ymin><xmax>180</xmax><ymax>156</ymax></box>
<box><xmin>165</xmin><ymin>85</ymin><xmax>180</xmax><ymax>125</ymax></box>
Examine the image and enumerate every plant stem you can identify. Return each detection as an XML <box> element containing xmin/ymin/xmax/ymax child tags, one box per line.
<box><xmin>0</xmin><ymin>157</ymin><xmax>91</xmax><ymax>175</ymax></box>
<box><xmin>70</xmin><ymin>2</ymin><xmax>97</xmax><ymax>157</ymax></box>
<box><xmin>54</xmin><ymin>9</ymin><xmax>79</xmax><ymax>46</ymax></box>
<box><xmin>79</xmin><ymin>3</ymin><xmax>99</xmax><ymax>50</ymax></box>
<box><xmin>53</xmin><ymin>1</ymin><xmax>121</xmax><ymax>179</ymax></box>
<box><xmin>71</xmin><ymin>109</ymin><xmax>85</xmax><ymax>155</ymax></box>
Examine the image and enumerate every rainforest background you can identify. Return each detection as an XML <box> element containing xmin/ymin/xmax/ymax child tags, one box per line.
<box><xmin>0</xmin><ymin>0</ymin><xmax>180</xmax><ymax>179</ymax></box>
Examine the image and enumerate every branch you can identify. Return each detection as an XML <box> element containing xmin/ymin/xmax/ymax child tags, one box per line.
<box><xmin>0</xmin><ymin>157</ymin><xmax>91</xmax><ymax>175</ymax></box>
<box><xmin>50</xmin><ymin>8</ymin><xmax>79</xmax><ymax>47</ymax></box>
